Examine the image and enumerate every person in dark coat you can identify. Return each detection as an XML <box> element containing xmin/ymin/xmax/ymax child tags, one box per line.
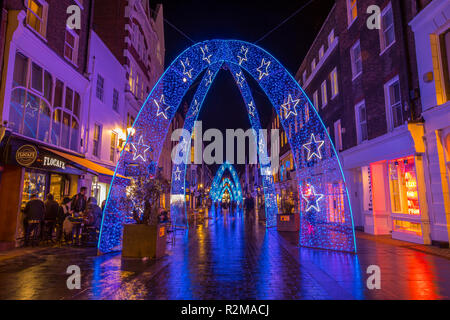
<box><xmin>71</xmin><ymin>187</ymin><xmax>87</xmax><ymax>214</ymax></box>
<box><xmin>43</xmin><ymin>193</ymin><xmax>59</xmax><ymax>241</ymax></box>
<box><xmin>23</xmin><ymin>194</ymin><xmax>45</xmax><ymax>246</ymax></box>
<box><xmin>85</xmin><ymin>197</ymin><xmax>102</xmax><ymax>230</ymax></box>
<box><xmin>56</xmin><ymin>197</ymin><xmax>71</xmax><ymax>242</ymax></box>
<box><xmin>244</xmin><ymin>192</ymin><xmax>255</xmax><ymax>222</ymax></box>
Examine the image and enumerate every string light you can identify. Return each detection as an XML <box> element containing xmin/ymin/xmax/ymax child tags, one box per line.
<box><xmin>99</xmin><ymin>40</ymin><xmax>356</xmax><ymax>254</ymax></box>
<box><xmin>130</xmin><ymin>135</ymin><xmax>151</xmax><ymax>162</ymax></box>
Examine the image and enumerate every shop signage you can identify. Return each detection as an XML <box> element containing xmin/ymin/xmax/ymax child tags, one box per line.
<box><xmin>15</xmin><ymin>145</ymin><xmax>38</xmax><ymax>167</ymax></box>
<box><xmin>43</xmin><ymin>156</ymin><xmax>66</xmax><ymax>170</ymax></box>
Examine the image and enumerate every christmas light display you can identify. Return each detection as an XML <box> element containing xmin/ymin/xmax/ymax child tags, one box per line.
<box><xmin>209</xmin><ymin>162</ymin><xmax>243</xmax><ymax>205</ymax></box>
<box><xmin>99</xmin><ymin>40</ymin><xmax>356</xmax><ymax>254</ymax></box>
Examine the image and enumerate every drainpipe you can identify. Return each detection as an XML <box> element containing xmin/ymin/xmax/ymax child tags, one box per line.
<box><xmin>398</xmin><ymin>0</ymin><xmax>420</xmax><ymax>122</ymax></box>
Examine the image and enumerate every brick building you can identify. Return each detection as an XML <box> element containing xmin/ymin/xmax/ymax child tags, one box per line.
<box><xmin>291</xmin><ymin>0</ymin><xmax>445</xmax><ymax>245</ymax></box>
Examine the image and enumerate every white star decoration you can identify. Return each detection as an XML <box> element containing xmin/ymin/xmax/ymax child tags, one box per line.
<box><xmin>200</xmin><ymin>45</ymin><xmax>212</xmax><ymax>64</ymax></box>
<box><xmin>247</xmin><ymin>101</ymin><xmax>255</xmax><ymax>117</ymax></box>
<box><xmin>180</xmin><ymin>57</ymin><xmax>193</xmax><ymax>79</ymax></box>
<box><xmin>174</xmin><ymin>166</ymin><xmax>182</xmax><ymax>181</ymax></box>
<box><xmin>256</xmin><ymin>58</ymin><xmax>271</xmax><ymax>80</ymax></box>
<box><xmin>302</xmin><ymin>185</ymin><xmax>324</xmax><ymax>212</ymax></box>
<box><xmin>236</xmin><ymin>71</ymin><xmax>245</xmax><ymax>87</ymax></box>
<box><xmin>131</xmin><ymin>135</ymin><xmax>151</xmax><ymax>162</ymax></box>
<box><xmin>205</xmin><ymin>70</ymin><xmax>213</xmax><ymax>87</ymax></box>
<box><xmin>237</xmin><ymin>46</ymin><xmax>248</xmax><ymax>65</ymax></box>
<box><xmin>281</xmin><ymin>94</ymin><xmax>300</xmax><ymax>119</ymax></box>
<box><xmin>303</xmin><ymin>133</ymin><xmax>325</xmax><ymax>161</ymax></box>
<box><xmin>189</xmin><ymin>99</ymin><xmax>199</xmax><ymax>118</ymax></box>
<box><xmin>154</xmin><ymin>95</ymin><xmax>171</xmax><ymax>120</ymax></box>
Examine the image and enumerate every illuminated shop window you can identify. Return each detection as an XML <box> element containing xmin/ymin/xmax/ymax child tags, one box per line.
<box><xmin>393</xmin><ymin>219</ymin><xmax>422</xmax><ymax>236</ymax></box>
<box><xmin>388</xmin><ymin>156</ymin><xmax>420</xmax><ymax>215</ymax></box>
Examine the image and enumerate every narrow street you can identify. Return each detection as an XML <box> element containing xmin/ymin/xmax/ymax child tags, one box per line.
<box><xmin>1</xmin><ymin>209</ymin><xmax>449</xmax><ymax>300</ymax></box>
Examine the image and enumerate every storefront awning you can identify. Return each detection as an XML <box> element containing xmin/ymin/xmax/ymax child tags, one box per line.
<box><xmin>43</xmin><ymin>148</ymin><xmax>127</xmax><ymax>179</ymax></box>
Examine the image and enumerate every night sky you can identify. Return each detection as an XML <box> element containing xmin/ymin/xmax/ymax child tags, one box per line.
<box><xmin>157</xmin><ymin>0</ymin><xmax>335</xmax><ymax>173</ymax></box>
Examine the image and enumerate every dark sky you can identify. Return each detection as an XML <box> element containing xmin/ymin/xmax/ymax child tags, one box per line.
<box><xmin>157</xmin><ymin>0</ymin><xmax>335</xmax><ymax>174</ymax></box>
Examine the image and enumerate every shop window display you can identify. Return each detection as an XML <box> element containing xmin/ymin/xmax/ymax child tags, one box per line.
<box><xmin>388</xmin><ymin>156</ymin><xmax>420</xmax><ymax>216</ymax></box>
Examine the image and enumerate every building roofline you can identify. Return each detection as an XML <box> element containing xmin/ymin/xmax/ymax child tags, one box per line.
<box><xmin>295</xmin><ymin>3</ymin><xmax>336</xmax><ymax>78</ymax></box>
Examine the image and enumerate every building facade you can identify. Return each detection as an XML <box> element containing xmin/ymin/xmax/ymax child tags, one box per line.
<box><xmin>0</xmin><ymin>0</ymin><xmax>93</xmax><ymax>250</ymax></box>
<box><xmin>293</xmin><ymin>0</ymin><xmax>448</xmax><ymax>245</ymax></box>
<box><xmin>410</xmin><ymin>0</ymin><xmax>450</xmax><ymax>245</ymax></box>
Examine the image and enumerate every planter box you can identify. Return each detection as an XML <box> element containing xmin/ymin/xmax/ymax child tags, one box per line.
<box><xmin>122</xmin><ymin>224</ymin><xmax>167</xmax><ymax>259</ymax></box>
<box><xmin>277</xmin><ymin>213</ymin><xmax>300</xmax><ymax>232</ymax></box>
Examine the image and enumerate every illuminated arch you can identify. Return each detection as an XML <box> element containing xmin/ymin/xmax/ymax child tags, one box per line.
<box><xmin>209</xmin><ymin>162</ymin><xmax>243</xmax><ymax>206</ymax></box>
<box><xmin>169</xmin><ymin>61</ymin><xmax>277</xmax><ymax>228</ymax></box>
<box><xmin>212</xmin><ymin>177</ymin><xmax>242</xmax><ymax>203</ymax></box>
<box><xmin>99</xmin><ymin>40</ymin><xmax>357</xmax><ymax>254</ymax></box>
<box><xmin>219</xmin><ymin>185</ymin><xmax>234</xmax><ymax>202</ymax></box>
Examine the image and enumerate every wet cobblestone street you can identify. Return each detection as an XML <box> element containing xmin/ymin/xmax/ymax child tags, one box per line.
<box><xmin>0</xmin><ymin>211</ymin><xmax>449</xmax><ymax>300</ymax></box>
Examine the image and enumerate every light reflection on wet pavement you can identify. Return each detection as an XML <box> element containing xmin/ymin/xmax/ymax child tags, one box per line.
<box><xmin>0</xmin><ymin>208</ymin><xmax>449</xmax><ymax>300</ymax></box>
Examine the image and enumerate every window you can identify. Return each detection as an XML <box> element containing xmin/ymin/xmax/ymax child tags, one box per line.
<box><xmin>96</xmin><ymin>75</ymin><xmax>104</xmax><ymax>101</ymax></box>
<box><xmin>319</xmin><ymin>46</ymin><xmax>324</xmax><ymax>60</ymax></box>
<box><xmin>113</xmin><ymin>89</ymin><xmax>119</xmax><ymax>112</ymax></box>
<box><xmin>311</xmin><ymin>58</ymin><xmax>316</xmax><ymax>71</ymax></box>
<box><xmin>13</xmin><ymin>52</ymin><xmax>28</xmax><ymax>87</ymax></box>
<box><xmin>64</xmin><ymin>28</ymin><xmax>79</xmax><ymax>64</ymax></box>
<box><xmin>26</xmin><ymin>0</ymin><xmax>47</xmax><ymax>37</ymax></box>
<box><xmin>330</xmin><ymin>68</ymin><xmax>339</xmax><ymax>98</ymax></box>
<box><xmin>334</xmin><ymin>120</ymin><xmax>342</xmax><ymax>151</ymax></box>
<box><xmin>31</xmin><ymin>62</ymin><xmax>43</xmax><ymax>93</ymax></box>
<box><xmin>321</xmin><ymin>80</ymin><xmax>328</xmax><ymax>107</ymax></box>
<box><xmin>380</xmin><ymin>3</ymin><xmax>395</xmax><ymax>53</ymax></box>
<box><xmin>431</xmin><ymin>29</ymin><xmax>450</xmax><ymax>104</ymax></box>
<box><xmin>110</xmin><ymin>132</ymin><xmax>117</xmax><ymax>162</ymax></box>
<box><xmin>93</xmin><ymin>124</ymin><xmax>101</xmax><ymax>157</ymax></box>
<box><xmin>385</xmin><ymin>76</ymin><xmax>403</xmax><ymax>129</ymax></box>
<box><xmin>313</xmin><ymin>91</ymin><xmax>319</xmax><ymax>109</ymax></box>
<box><xmin>328</xmin><ymin>29</ymin><xmax>335</xmax><ymax>47</ymax></box>
<box><xmin>302</xmin><ymin>70</ymin><xmax>307</xmax><ymax>84</ymax></box>
<box><xmin>129</xmin><ymin>66</ymin><xmax>134</xmax><ymax>93</ymax></box>
<box><xmin>347</xmin><ymin>0</ymin><xmax>357</xmax><ymax>26</ymax></box>
<box><xmin>350</xmin><ymin>40</ymin><xmax>362</xmax><ymax>79</ymax></box>
<box><xmin>9</xmin><ymin>53</ymin><xmax>81</xmax><ymax>152</ymax></box>
<box><xmin>355</xmin><ymin>100</ymin><xmax>368</xmax><ymax>143</ymax></box>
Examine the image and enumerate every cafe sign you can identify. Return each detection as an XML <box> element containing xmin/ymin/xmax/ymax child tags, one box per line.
<box><xmin>15</xmin><ymin>145</ymin><xmax>38</xmax><ymax>167</ymax></box>
<box><xmin>43</xmin><ymin>156</ymin><xmax>66</xmax><ymax>170</ymax></box>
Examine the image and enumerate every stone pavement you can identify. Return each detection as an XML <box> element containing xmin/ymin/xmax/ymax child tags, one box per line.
<box><xmin>0</xmin><ymin>210</ymin><xmax>449</xmax><ymax>300</ymax></box>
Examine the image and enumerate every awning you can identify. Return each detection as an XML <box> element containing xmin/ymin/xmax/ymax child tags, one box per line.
<box><xmin>43</xmin><ymin>148</ymin><xmax>127</xmax><ymax>179</ymax></box>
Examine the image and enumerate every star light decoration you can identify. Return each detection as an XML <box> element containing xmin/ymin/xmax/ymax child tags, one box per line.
<box><xmin>173</xmin><ymin>166</ymin><xmax>182</xmax><ymax>181</ymax></box>
<box><xmin>247</xmin><ymin>100</ymin><xmax>255</xmax><ymax>117</ymax></box>
<box><xmin>131</xmin><ymin>135</ymin><xmax>151</xmax><ymax>162</ymax></box>
<box><xmin>200</xmin><ymin>45</ymin><xmax>212</xmax><ymax>64</ymax></box>
<box><xmin>281</xmin><ymin>94</ymin><xmax>300</xmax><ymax>119</ymax></box>
<box><xmin>303</xmin><ymin>133</ymin><xmax>325</xmax><ymax>161</ymax></box>
<box><xmin>235</xmin><ymin>71</ymin><xmax>245</xmax><ymax>88</ymax></box>
<box><xmin>154</xmin><ymin>95</ymin><xmax>171</xmax><ymax>120</ymax></box>
<box><xmin>180</xmin><ymin>57</ymin><xmax>193</xmax><ymax>80</ymax></box>
<box><xmin>205</xmin><ymin>70</ymin><xmax>213</xmax><ymax>87</ymax></box>
<box><xmin>302</xmin><ymin>185</ymin><xmax>324</xmax><ymax>212</ymax></box>
<box><xmin>237</xmin><ymin>46</ymin><xmax>248</xmax><ymax>65</ymax></box>
<box><xmin>188</xmin><ymin>99</ymin><xmax>200</xmax><ymax>118</ymax></box>
<box><xmin>256</xmin><ymin>58</ymin><xmax>271</xmax><ymax>80</ymax></box>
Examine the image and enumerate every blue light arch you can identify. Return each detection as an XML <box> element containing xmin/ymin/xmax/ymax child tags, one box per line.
<box><xmin>99</xmin><ymin>39</ymin><xmax>357</xmax><ymax>254</ymax></box>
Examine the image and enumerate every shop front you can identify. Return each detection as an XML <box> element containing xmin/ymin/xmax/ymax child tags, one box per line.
<box><xmin>0</xmin><ymin>136</ymin><xmax>122</xmax><ymax>250</ymax></box>
<box><xmin>342</xmin><ymin>124</ymin><xmax>431</xmax><ymax>244</ymax></box>
<box><xmin>0</xmin><ymin>137</ymin><xmax>84</xmax><ymax>249</ymax></box>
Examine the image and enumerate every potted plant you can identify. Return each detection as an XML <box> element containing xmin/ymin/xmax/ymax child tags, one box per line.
<box><xmin>122</xmin><ymin>167</ymin><xmax>169</xmax><ymax>259</ymax></box>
